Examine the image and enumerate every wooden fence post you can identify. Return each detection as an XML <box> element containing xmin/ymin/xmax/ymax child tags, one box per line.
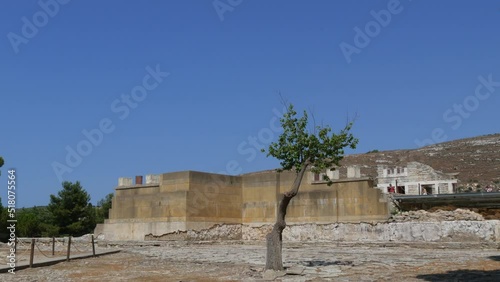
<box><xmin>29</xmin><ymin>239</ymin><xmax>35</xmax><ymax>267</ymax></box>
<box><xmin>52</xmin><ymin>237</ymin><xmax>55</xmax><ymax>256</ymax></box>
<box><xmin>66</xmin><ymin>237</ymin><xmax>72</xmax><ymax>262</ymax></box>
<box><xmin>91</xmin><ymin>234</ymin><xmax>96</xmax><ymax>257</ymax></box>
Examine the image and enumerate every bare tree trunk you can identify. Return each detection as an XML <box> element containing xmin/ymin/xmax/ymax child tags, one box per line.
<box><xmin>265</xmin><ymin>162</ymin><xmax>309</xmax><ymax>270</ymax></box>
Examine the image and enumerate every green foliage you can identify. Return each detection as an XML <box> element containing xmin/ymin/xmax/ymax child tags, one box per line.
<box><xmin>17</xmin><ymin>208</ymin><xmax>42</xmax><ymax>237</ymax></box>
<box><xmin>0</xmin><ymin>156</ymin><xmax>3</xmax><ymax>176</ymax></box>
<box><xmin>0</xmin><ymin>204</ymin><xmax>61</xmax><ymax>240</ymax></box>
<box><xmin>8</xmin><ymin>206</ymin><xmax>59</xmax><ymax>238</ymax></box>
<box><xmin>40</xmin><ymin>223</ymin><xmax>60</xmax><ymax>237</ymax></box>
<box><xmin>366</xmin><ymin>149</ymin><xmax>379</xmax><ymax>154</ymax></box>
<box><xmin>30</xmin><ymin>206</ymin><xmax>59</xmax><ymax>237</ymax></box>
<box><xmin>0</xmin><ymin>206</ymin><xmax>8</xmax><ymax>242</ymax></box>
<box><xmin>263</xmin><ymin>104</ymin><xmax>358</xmax><ymax>183</ymax></box>
<box><xmin>95</xmin><ymin>193</ymin><xmax>113</xmax><ymax>224</ymax></box>
<box><xmin>48</xmin><ymin>181</ymin><xmax>96</xmax><ymax>236</ymax></box>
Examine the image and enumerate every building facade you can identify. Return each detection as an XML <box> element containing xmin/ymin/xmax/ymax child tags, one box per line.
<box><xmin>96</xmin><ymin>168</ymin><xmax>390</xmax><ymax>241</ymax></box>
<box><xmin>376</xmin><ymin>162</ymin><xmax>458</xmax><ymax>195</ymax></box>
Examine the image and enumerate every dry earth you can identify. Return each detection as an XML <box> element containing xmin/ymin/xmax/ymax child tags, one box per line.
<box><xmin>3</xmin><ymin>241</ymin><xmax>500</xmax><ymax>281</ymax></box>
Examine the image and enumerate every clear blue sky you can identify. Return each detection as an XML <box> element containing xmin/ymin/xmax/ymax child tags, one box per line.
<box><xmin>1</xmin><ymin>0</ymin><xmax>499</xmax><ymax>207</ymax></box>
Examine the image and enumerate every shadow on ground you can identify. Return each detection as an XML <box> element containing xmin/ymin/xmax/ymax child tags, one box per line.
<box><xmin>489</xmin><ymin>256</ymin><xmax>500</xmax><ymax>261</ymax></box>
<box><xmin>416</xmin><ymin>270</ymin><xmax>500</xmax><ymax>281</ymax></box>
<box><xmin>299</xmin><ymin>260</ymin><xmax>354</xmax><ymax>267</ymax></box>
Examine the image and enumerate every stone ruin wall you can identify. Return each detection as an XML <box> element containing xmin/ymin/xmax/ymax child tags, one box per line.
<box><xmin>139</xmin><ymin>221</ymin><xmax>500</xmax><ymax>246</ymax></box>
<box><xmin>98</xmin><ymin>169</ymin><xmax>390</xmax><ymax>241</ymax></box>
<box><xmin>97</xmin><ymin>169</ymin><xmax>500</xmax><ymax>245</ymax></box>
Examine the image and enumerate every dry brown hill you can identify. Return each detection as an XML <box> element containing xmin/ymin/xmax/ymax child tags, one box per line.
<box><xmin>341</xmin><ymin>133</ymin><xmax>500</xmax><ymax>189</ymax></box>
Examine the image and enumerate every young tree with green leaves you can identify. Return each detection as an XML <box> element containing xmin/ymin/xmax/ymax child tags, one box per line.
<box><xmin>262</xmin><ymin>104</ymin><xmax>358</xmax><ymax>270</ymax></box>
<box><xmin>48</xmin><ymin>181</ymin><xmax>96</xmax><ymax>236</ymax></box>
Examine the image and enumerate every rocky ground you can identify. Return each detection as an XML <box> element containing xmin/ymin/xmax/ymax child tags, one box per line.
<box><xmin>4</xmin><ymin>241</ymin><xmax>500</xmax><ymax>281</ymax></box>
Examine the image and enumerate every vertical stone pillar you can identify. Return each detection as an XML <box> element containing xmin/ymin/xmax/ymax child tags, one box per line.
<box><xmin>146</xmin><ymin>174</ymin><xmax>160</xmax><ymax>184</ymax></box>
<box><xmin>327</xmin><ymin>169</ymin><xmax>340</xmax><ymax>180</ymax></box>
<box><xmin>347</xmin><ymin>166</ymin><xmax>361</xmax><ymax>178</ymax></box>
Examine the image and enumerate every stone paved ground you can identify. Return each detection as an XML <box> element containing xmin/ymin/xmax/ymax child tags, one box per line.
<box><xmin>4</xmin><ymin>242</ymin><xmax>500</xmax><ymax>281</ymax></box>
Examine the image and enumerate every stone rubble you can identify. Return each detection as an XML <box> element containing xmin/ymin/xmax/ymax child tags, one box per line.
<box><xmin>389</xmin><ymin>208</ymin><xmax>485</xmax><ymax>222</ymax></box>
<box><xmin>187</xmin><ymin>224</ymin><xmax>242</xmax><ymax>241</ymax></box>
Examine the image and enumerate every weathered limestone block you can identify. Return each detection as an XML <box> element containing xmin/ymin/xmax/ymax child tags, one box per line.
<box><xmin>187</xmin><ymin>224</ymin><xmax>242</xmax><ymax>240</ymax></box>
<box><xmin>242</xmin><ymin>220</ymin><xmax>500</xmax><ymax>243</ymax></box>
<box><xmin>347</xmin><ymin>166</ymin><xmax>361</xmax><ymax>178</ymax></box>
<box><xmin>118</xmin><ymin>177</ymin><xmax>133</xmax><ymax>187</ymax></box>
<box><xmin>146</xmin><ymin>174</ymin><xmax>160</xmax><ymax>184</ymax></box>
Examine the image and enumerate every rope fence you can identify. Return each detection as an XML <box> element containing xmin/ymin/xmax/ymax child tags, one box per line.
<box><xmin>3</xmin><ymin>235</ymin><xmax>98</xmax><ymax>267</ymax></box>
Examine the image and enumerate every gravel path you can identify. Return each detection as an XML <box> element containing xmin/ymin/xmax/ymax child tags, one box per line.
<box><xmin>4</xmin><ymin>242</ymin><xmax>500</xmax><ymax>281</ymax></box>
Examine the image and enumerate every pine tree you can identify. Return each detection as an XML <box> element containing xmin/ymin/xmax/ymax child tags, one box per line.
<box><xmin>48</xmin><ymin>181</ymin><xmax>96</xmax><ymax>236</ymax></box>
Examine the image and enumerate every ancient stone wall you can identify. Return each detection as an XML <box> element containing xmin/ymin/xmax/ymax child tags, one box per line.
<box><xmin>99</xmin><ymin>220</ymin><xmax>500</xmax><ymax>244</ymax></box>
<box><xmin>241</xmin><ymin>220</ymin><xmax>500</xmax><ymax>244</ymax></box>
<box><xmin>242</xmin><ymin>170</ymin><xmax>389</xmax><ymax>224</ymax></box>
<box><xmin>100</xmin><ymin>169</ymin><xmax>390</xmax><ymax>241</ymax></box>
<box><xmin>241</xmin><ymin>171</ymin><xmax>279</xmax><ymax>224</ymax></box>
<box><xmin>186</xmin><ymin>171</ymin><xmax>242</xmax><ymax>230</ymax></box>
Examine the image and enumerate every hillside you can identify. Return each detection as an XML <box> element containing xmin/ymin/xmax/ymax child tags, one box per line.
<box><xmin>341</xmin><ymin>133</ymin><xmax>500</xmax><ymax>188</ymax></box>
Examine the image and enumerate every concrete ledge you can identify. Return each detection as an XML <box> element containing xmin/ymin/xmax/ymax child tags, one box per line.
<box><xmin>115</xmin><ymin>184</ymin><xmax>160</xmax><ymax>190</ymax></box>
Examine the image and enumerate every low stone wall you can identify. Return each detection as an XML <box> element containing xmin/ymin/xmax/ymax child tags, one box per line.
<box><xmin>96</xmin><ymin>219</ymin><xmax>188</xmax><ymax>241</ymax></box>
<box><xmin>243</xmin><ymin>221</ymin><xmax>500</xmax><ymax>243</ymax></box>
<box><xmin>144</xmin><ymin>224</ymin><xmax>242</xmax><ymax>241</ymax></box>
<box><xmin>99</xmin><ymin>220</ymin><xmax>500</xmax><ymax>244</ymax></box>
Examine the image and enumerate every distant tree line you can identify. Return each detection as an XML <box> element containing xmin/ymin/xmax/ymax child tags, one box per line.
<box><xmin>0</xmin><ymin>181</ymin><xmax>113</xmax><ymax>241</ymax></box>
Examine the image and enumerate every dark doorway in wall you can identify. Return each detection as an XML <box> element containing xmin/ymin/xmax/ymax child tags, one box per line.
<box><xmin>421</xmin><ymin>184</ymin><xmax>433</xmax><ymax>195</ymax></box>
<box><xmin>397</xmin><ymin>186</ymin><xmax>406</xmax><ymax>194</ymax></box>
